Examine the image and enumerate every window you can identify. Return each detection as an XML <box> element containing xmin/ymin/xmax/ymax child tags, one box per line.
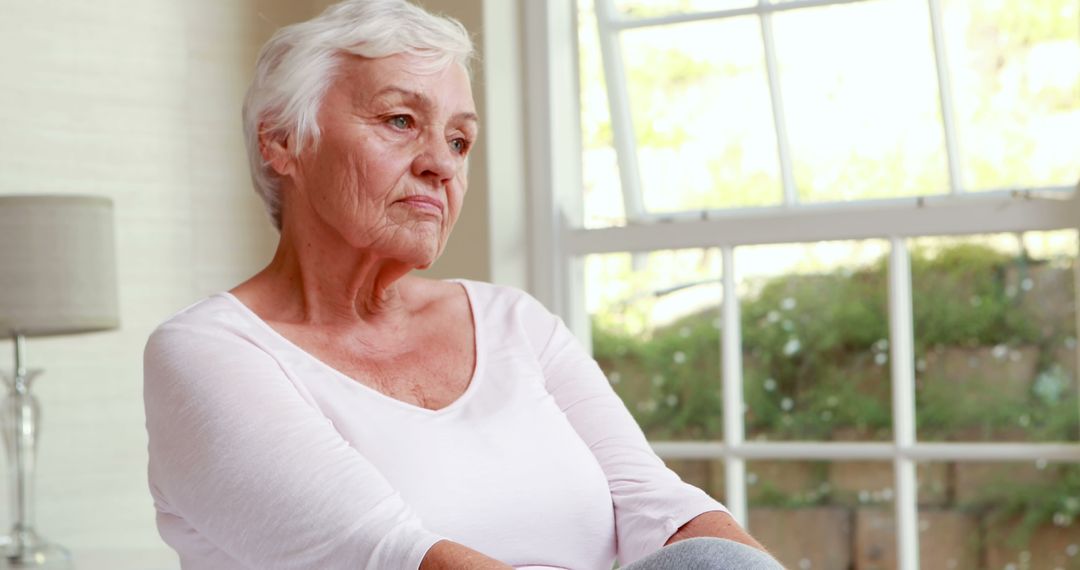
<box><xmin>578</xmin><ymin>0</ymin><xmax>1080</xmax><ymax>227</ymax></box>
<box><xmin>523</xmin><ymin>1</ymin><xmax>1080</xmax><ymax>568</ymax></box>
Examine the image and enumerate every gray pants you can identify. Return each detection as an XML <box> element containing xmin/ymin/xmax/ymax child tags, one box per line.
<box><xmin>621</xmin><ymin>538</ymin><xmax>785</xmax><ymax>570</ymax></box>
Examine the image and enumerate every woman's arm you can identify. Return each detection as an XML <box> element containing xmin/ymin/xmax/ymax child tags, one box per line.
<box><xmin>144</xmin><ymin>322</ymin><xmax>445</xmax><ymax>570</ymax></box>
<box><xmin>517</xmin><ymin>293</ymin><xmax>731</xmax><ymax>566</ymax></box>
<box><xmin>664</xmin><ymin>510</ymin><xmax>770</xmax><ymax>552</ymax></box>
<box><xmin>419</xmin><ymin>540</ymin><xmax>513</xmax><ymax>570</ymax></box>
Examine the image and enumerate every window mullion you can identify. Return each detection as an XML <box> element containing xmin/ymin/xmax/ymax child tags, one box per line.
<box><xmin>652</xmin><ymin>440</ymin><xmax>1080</xmax><ymax>461</ymax></box>
<box><xmin>888</xmin><ymin>237</ymin><xmax>920</xmax><ymax>570</ymax></box>
<box><xmin>524</xmin><ymin>0</ymin><xmax>565</xmax><ymax>314</ymax></box>
<box><xmin>593</xmin><ymin>0</ymin><xmax>647</xmax><ymax>223</ymax></box>
<box><xmin>611</xmin><ymin>0</ymin><xmax>870</xmax><ymax>31</ymax></box>
<box><xmin>927</xmin><ymin>0</ymin><xmax>964</xmax><ymax>194</ymax></box>
<box><xmin>757</xmin><ymin>0</ymin><xmax>798</xmax><ymax>206</ymax></box>
<box><xmin>720</xmin><ymin>246</ymin><xmax>748</xmax><ymax>526</ymax></box>
<box><xmin>564</xmin><ymin>190</ymin><xmax>1080</xmax><ymax>256</ymax></box>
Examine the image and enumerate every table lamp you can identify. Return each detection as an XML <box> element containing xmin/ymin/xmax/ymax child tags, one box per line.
<box><xmin>0</xmin><ymin>195</ymin><xmax>119</xmax><ymax>569</ymax></box>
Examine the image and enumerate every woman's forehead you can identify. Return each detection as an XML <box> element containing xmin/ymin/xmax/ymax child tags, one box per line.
<box><xmin>334</xmin><ymin>54</ymin><xmax>474</xmax><ymax>108</ymax></box>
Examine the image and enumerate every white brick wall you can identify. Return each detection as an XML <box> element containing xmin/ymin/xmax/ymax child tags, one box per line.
<box><xmin>0</xmin><ymin>2</ymin><xmax>303</xmax><ymax>568</ymax></box>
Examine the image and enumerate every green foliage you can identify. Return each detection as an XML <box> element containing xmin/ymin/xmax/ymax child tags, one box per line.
<box><xmin>741</xmin><ymin>267</ymin><xmax>890</xmax><ymax>440</ymax></box>
<box><xmin>593</xmin><ymin>240</ymin><xmax>1079</xmax><ymax>539</ymax></box>
<box><xmin>978</xmin><ymin>464</ymin><xmax>1080</xmax><ymax>546</ymax></box>
<box><xmin>594</xmin><ymin>311</ymin><xmax>723</xmax><ymax>439</ymax></box>
<box><xmin>593</xmin><ymin>240</ymin><xmax>1078</xmax><ymax>439</ymax></box>
<box><xmin>910</xmin><ymin>243</ymin><xmax>1037</xmax><ymax>348</ymax></box>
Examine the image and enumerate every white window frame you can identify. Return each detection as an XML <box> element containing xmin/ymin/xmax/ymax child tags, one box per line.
<box><xmin>523</xmin><ymin>2</ymin><xmax>1080</xmax><ymax>569</ymax></box>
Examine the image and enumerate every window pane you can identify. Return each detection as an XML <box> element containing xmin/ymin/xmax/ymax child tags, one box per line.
<box><xmin>773</xmin><ymin>0</ymin><xmax>948</xmax><ymax>202</ymax></box>
<box><xmin>919</xmin><ymin>461</ymin><xmax>1080</xmax><ymax>569</ymax></box>
<box><xmin>586</xmin><ymin>249</ymin><xmax>722</xmax><ymax>439</ymax></box>
<box><xmin>748</xmin><ymin>460</ymin><xmax>897</xmax><ymax>569</ymax></box>
<box><xmin>911</xmin><ymin>231</ymin><xmax>1079</xmax><ymax>442</ymax></box>
<box><xmin>738</xmin><ymin>240</ymin><xmax>892</xmax><ymax>442</ymax></box>
<box><xmin>943</xmin><ymin>0</ymin><xmax>1080</xmax><ymax>191</ymax></box>
<box><xmin>620</xmin><ymin>18</ymin><xmax>783</xmax><ymax>215</ymax></box>
<box><xmin>614</xmin><ymin>0</ymin><xmax>755</xmax><ymax>19</ymax></box>
<box><xmin>579</xmin><ymin>0</ymin><xmax>626</xmax><ymax>228</ymax></box>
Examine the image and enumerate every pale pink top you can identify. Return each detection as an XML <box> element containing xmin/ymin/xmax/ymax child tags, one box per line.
<box><xmin>143</xmin><ymin>280</ymin><xmax>727</xmax><ymax>570</ymax></box>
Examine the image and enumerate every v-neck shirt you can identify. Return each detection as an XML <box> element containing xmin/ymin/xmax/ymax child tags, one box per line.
<box><xmin>143</xmin><ymin>280</ymin><xmax>727</xmax><ymax>570</ymax></box>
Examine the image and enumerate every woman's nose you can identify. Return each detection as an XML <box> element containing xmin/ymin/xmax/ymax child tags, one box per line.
<box><xmin>411</xmin><ymin>132</ymin><xmax>459</xmax><ymax>185</ymax></box>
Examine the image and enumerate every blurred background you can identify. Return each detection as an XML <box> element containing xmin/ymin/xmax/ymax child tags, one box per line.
<box><xmin>0</xmin><ymin>0</ymin><xmax>1077</xmax><ymax>568</ymax></box>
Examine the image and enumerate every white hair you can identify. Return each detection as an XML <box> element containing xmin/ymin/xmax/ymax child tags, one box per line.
<box><xmin>242</xmin><ymin>0</ymin><xmax>474</xmax><ymax>230</ymax></box>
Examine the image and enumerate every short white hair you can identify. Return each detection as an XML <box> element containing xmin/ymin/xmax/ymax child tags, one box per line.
<box><xmin>242</xmin><ymin>0</ymin><xmax>474</xmax><ymax>230</ymax></box>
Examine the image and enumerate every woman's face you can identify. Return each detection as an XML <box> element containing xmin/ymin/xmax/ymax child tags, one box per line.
<box><xmin>282</xmin><ymin>53</ymin><xmax>477</xmax><ymax>269</ymax></box>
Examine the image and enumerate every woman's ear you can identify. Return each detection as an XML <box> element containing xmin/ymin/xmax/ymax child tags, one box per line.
<box><xmin>258</xmin><ymin>124</ymin><xmax>295</xmax><ymax>177</ymax></box>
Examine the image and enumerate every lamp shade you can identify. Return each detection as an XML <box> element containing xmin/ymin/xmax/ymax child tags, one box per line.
<box><xmin>0</xmin><ymin>195</ymin><xmax>119</xmax><ymax>337</ymax></box>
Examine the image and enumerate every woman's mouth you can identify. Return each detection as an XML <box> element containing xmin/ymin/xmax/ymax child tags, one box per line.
<box><xmin>395</xmin><ymin>195</ymin><xmax>443</xmax><ymax>216</ymax></box>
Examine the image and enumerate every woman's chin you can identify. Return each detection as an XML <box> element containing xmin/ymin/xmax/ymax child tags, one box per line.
<box><xmin>394</xmin><ymin>242</ymin><xmax>442</xmax><ymax>271</ymax></box>
<box><xmin>356</xmin><ymin>225</ymin><xmax>444</xmax><ymax>269</ymax></box>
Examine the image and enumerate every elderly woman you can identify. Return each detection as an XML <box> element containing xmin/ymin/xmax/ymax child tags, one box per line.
<box><xmin>144</xmin><ymin>1</ymin><xmax>783</xmax><ymax>569</ymax></box>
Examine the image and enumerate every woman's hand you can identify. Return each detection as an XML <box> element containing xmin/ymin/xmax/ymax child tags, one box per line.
<box><xmin>419</xmin><ymin>540</ymin><xmax>514</xmax><ymax>570</ymax></box>
<box><xmin>664</xmin><ymin>510</ymin><xmax>772</xmax><ymax>554</ymax></box>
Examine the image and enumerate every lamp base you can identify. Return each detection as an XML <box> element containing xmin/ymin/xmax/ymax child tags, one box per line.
<box><xmin>0</xmin><ymin>533</ymin><xmax>71</xmax><ymax>569</ymax></box>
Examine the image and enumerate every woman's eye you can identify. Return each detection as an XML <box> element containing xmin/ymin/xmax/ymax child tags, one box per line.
<box><xmin>450</xmin><ymin>138</ymin><xmax>469</xmax><ymax>155</ymax></box>
<box><xmin>388</xmin><ymin>115</ymin><xmax>412</xmax><ymax>129</ymax></box>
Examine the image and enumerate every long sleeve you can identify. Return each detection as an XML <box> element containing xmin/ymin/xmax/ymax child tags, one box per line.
<box><xmin>143</xmin><ymin>321</ymin><xmax>443</xmax><ymax>570</ymax></box>
<box><xmin>516</xmin><ymin>295</ymin><xmax>728</xmax><ymax>567</ymax></box>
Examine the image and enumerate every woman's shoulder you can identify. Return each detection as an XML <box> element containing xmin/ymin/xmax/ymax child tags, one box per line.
<box><xmin>151</xmin><ymin>293</ymin><xmax>249</xmax><ymax>332</ymax></box>
<box><xmin>445</xmin><ymin>278</ymin><xmax>548</xmax><ymax>313</ymax></box>
<box><xmin>144</xmin><ymin>293</ymin><xmax>270</xmax><ymax>360</ymax></box>
<box><xmin>443</xmin><ymin>279</ymin><xmax>566</xmax><ymax>350</ymax></box>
